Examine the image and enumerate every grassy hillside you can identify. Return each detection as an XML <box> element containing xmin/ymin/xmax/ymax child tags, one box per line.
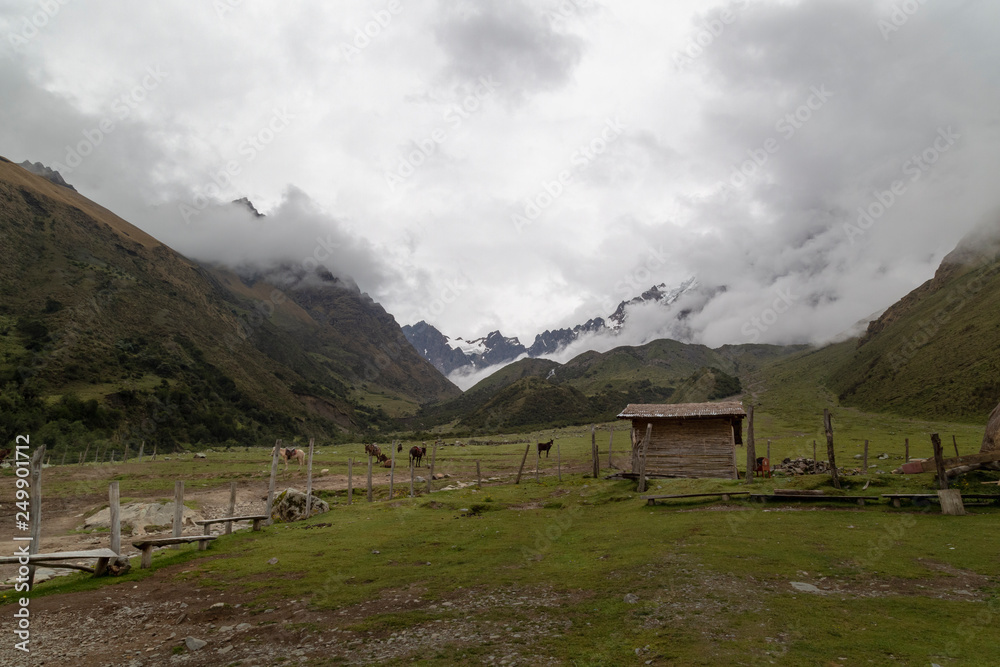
<box><xmin>0</xmin><ymin>157</ymin><xmax>456</xmax><ymax>453</ymax></box>
<box><xmin>410</xmin><ymin>339</ymin><xmax>788</xmax><ymax>434</ymax></box>
<box><xmin>825</xmin><ymin>222</ymin><xmax>1000</xmax><ymax>423</ymax></box>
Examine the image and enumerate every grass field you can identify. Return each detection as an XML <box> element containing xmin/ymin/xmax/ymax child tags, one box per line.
<box><xmin>6</xmin><ymin>404</ymin><xmax>999</xmax><ymax>665</ymax></box>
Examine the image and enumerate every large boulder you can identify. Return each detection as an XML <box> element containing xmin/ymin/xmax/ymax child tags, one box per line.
<box><xmin>271</xmin><ymin>488</ymin><xmax>329</xmax><ymax>523</ymax></box>
<box><xmin>982</xmin><ymin>401</ymin><xmax>1000</xmax><ymax>453</ymax></box>
<box><xmin>84</xmin><ymin>502</ymin><xmax>204</xmax><ymax>536</ymax></box>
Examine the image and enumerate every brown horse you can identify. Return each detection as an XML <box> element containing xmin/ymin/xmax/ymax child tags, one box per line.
<box><xmin>0</xmin><ymin>448</ymin><xmax>10</xmax><ymax>464</ymax></box>
<box><xmin>271</xmin><ymin>445</ymin><xmax>306</xmax><ymax>470</ymax></box>
<box><xmin>537</xmin><ymin>440</ymin><xmax>554</xmax><ymax>457</ymax></box>
<box><xmin>409</xmin><ymin>445</ymin><xmax>424</xmax><ymax>468</ymax></box>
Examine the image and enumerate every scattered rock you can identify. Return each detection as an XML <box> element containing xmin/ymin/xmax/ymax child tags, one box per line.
<box><xmin>84</xmin><ymin>502</ymin><xmax>203</xmax><ymax>536</ymax></box>
<box><xmin>185</xmin><ymin>636</ymin><xmax>207</xmax><ymax>651</ymax></box>
<box><xmin>270</xmin><ymin>488</ymin><xmax>330</xmax><ymax>523</ymax></box>
<box><xmin>624</xmin><ymin>593</ymin><xmax>639</xmax><ymax>604</ymax></box>
<box><xmin>267</xmin><ymin>557</ymin><xmax>278</xmax><ymax>565</ymax></box>
<box><xmin>790</xmin><ymin>582</ymin><xmax>825</xmax><ymax>594</ymax></box>
<box><xmin>773</xmin><ymin>458</ymin><xmax>831</xmax><ymax>475</ymax></box>
<box><xmin>194</xmin><ymin>452</ymin><xmax>207</xmax><ymax>459</ymax></box>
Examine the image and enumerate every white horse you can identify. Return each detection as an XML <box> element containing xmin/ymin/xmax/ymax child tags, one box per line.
<box><xmin>271</xmin><ymin>445</ymin><xmax>306</xmax><ymax>470</ymax></box>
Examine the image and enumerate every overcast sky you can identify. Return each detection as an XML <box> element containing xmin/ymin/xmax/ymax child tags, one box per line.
<box><xmin>2</xmin><ymin>0</ymin><xmax>999</xmax><ymax>351</ymax></box>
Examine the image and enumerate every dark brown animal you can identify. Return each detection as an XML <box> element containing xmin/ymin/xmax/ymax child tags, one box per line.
<box><xmin>409</xmin><ymin>446</ymin><xmax>424</xmax><ymax>468</ymax></box>
<box><xmin>397</xmin><ymin>443</ymin><xmax>403</xmax><ymax>453</ymax></box>
<box><xmin>0</xmin><ymin>448</ymin><xmax>10</xmax><ymax>464</ymax></box>
<box><xmin>537</xmin><ymin>440</ymin><xmax>553</xmax><ymax>457</ymax></box>
<box><xmin>754</xmin><ymin>456</ymin><xmax>771</xmax><ymax>478</ymax></box>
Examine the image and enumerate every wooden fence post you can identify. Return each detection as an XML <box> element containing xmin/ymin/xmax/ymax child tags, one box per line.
<box><xmin>173</xmin><ymin>481</ymin><xmax>184</xmax><ymax>548</ymax></box>
<box><xmin>109</xmin><ymin>481</ymin><xmax>121</xmax><ymax>555</ymax></box>
<box><xmin>476</xmin><ymin>460</ymin><xmax>482</xmax><ymax>489</ymax></box>
<box><xmin>745</xmin><ymin>406</ymin><xmax>756</xmax><ymax>485</ymax></box>
<box><xmin>60</xmin><ymin>449</ymin><xmax>67</xmax><ymax>466</ymax></box>
<box><xmin>27</xmin><ymin>444</ymin><xmax>45</xmax><ymax>587</ymax></box>
<box><xmin>266</xmin><ymin>440</ymin><xmax>280</xmax><ymax>524</ymax></box>
<box><xmin>824</xmin><ymin>409</ymin><xmax>841</xmax><ymax>489</ymax></box>
<box><xmin>535</xmin><ymin>443</ymin><xmax>540</xmax><ymax>483</ymax></box>
<box><xmin>409</xmin><ymin>463</ymin><xmax>415</xmax><ymax>498</ymax></box>
<box><xmin>426</xmin><ymin>441</ymin><xmax>439</xmax><ymax>494</ymax></box>
<box><xmin>227</xmin><ymin>482</ymin><xmax>236</xmax><ymax>534</ymax></box>
<box><xmin>591</xmin><ymin>425</ymin><xmax>599</xmax><ymax>479</ymax></box>
<box><xmin>152</xmin><ymin>445</ymin><xmax>157</xmax><ymax>461</ymax></box>
<box><xmin>347</xmin><ymin>458</ymin><xmax>353</xmax><ymax>505</ymax></box>
<box><xmin>305</xmin><ymin>438</ymin><xmax>315</xmax><ymax>518</ymax></box>
<box><xmin>904</xmin><ymin>438</ymin><xmax>909</xmax><ymax>462</ymax></box>
<box><xmin>608</xmin><ymin>428</ymin><xmax>614</xmax><ymax>468</ymax></box>
<box><xmin>952</xmin><ymin>435</ymin><xmax>959</xmax><ymax>458</ymax></box>
<box><xmin>812</xmin><ymin>439</ymin><xmax>816</xmax><ymax>461</ymax></box>
<box><xmin>389</xmin><ymin>440</ymin><xmax>397</xmax><ymax>499</ymax></box>
<box><xmin>637</xmin><ymin>423</ymin><xmax>652</xmax><ymax>493</ymax></box>
<box><xmin>367</xmin><ymin>455</ymin><xmax>373</xmax><ymax>502</ymax></box>
<box><xmin>80</xmin><ymin>443</ymin><xmax>90</xmax><ymax>465</ymax></box>
<box><xmin>138</xmin><ymin>441</ymin><xmax>144</xmax><ymax>462</ymax></box>
<box><xmin>931</xmin><ymin>433</ymin><xmax>948</xmax><ymax>490</ymax></box>
<box><xmin>556</xmin><ymin>441</ymin><xmax>562</xmax><ymax>482</ymax></box>
<box><xmin>863</xmin><ymin>439</ymin><xmax>869</xmax><ymax>473</ymax></box>
<box><xmin>515</xmin><ymin>444</ymin><xmax>530</xmax><ymax>484</ymax></box>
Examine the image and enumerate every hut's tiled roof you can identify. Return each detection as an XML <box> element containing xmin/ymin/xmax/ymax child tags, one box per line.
<box><xmin>616</xmin><ymin>402</ymin><xmax>746</xmax><ymax>419</ymax></box>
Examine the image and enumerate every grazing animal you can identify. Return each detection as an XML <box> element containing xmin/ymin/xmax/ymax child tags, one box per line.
<box><xmin>397</xmin><ymin>443</ymin><xmax>403</xmax><ymax>453</ymax></box>
<box><xmin>753</xmin><ymin>456</ymin><xmax>771</xmax><ymax>478</ymax></box>
<box><xmin>409</xmin><ymin>445</ymin><xmax>424</xmax><ymax>468</ymax></box>
<box><xmin>537</xmin><ymin>440</ymin><xmax>554</xmax><ymax>457</ymax></box>
<box><xmin>271</xmin><ymin>445</ymin><xmax>306</xmax><ymax>469</ymax></box>
<box><xmin>0</xmin><ymin>448</ymin><xmax>10</xmax><ymax>464</ymax></box>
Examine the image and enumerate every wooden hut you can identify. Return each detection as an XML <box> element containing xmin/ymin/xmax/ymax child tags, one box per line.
<box><xmin>617</xmin><ymin>402</ymin><xmax>746</xmax><ymax>479</ymax></box>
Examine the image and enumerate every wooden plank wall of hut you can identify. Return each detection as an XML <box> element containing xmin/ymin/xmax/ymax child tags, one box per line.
<box><xmin>632</xmin><ymin>418</ymin><xmax>737</xmax><ymax>479</ymax></box>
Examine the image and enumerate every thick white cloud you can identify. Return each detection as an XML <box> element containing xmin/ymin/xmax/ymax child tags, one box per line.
<box><xmin>2</xmin><ymin>0</ymin><xmax>998</xmax><ymax>353</ymax></box>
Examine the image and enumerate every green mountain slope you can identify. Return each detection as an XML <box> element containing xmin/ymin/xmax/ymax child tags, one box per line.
<box><xmin>825</xmin><ymin>221</ymin><xmax>1000</xmax><ymax>422</ymax></box>
<box><xmin>413</xmin><ymin>339</ymin><xmax>799</xmax><ymax>433</ymax></box>
<box><xmin>0</xmin><ymin>157</ymin><xmax>457</xmax><ymax>452</ymax></box>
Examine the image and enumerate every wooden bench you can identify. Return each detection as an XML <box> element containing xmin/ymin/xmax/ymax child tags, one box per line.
<box><xmin>0</xmin><ymin>548</ymin><xmax>119</xmax><ymax>576</ymax></box>
<box><xmin>641</xmin><ymin>492</ymin><xmax>750</xmax><ymax>506</ymax></box>
<box><xmin>751</xmin><ymin>493</ymin><xmax>880</xmax><ymax>506</ymax></box>
<box><xmin>883</xmin><ymin>493</ymin><xmax>1000</xmax><ymax>508</ymax></box>
<box><xmin>132</xmin><ymin>536</ymin><xmax>217</xmax><ymax>569</ymax></box>
<box><xmin>194</xmin><ymin>514</ymin><xmax>268</xmax><ymax>536</ymax></box>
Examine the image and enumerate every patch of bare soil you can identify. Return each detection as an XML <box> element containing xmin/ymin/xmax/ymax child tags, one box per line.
<box><xmin>0</xmin><ymin>564</ymin><xmax>584</xmax><ymax>666</ymax></box>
